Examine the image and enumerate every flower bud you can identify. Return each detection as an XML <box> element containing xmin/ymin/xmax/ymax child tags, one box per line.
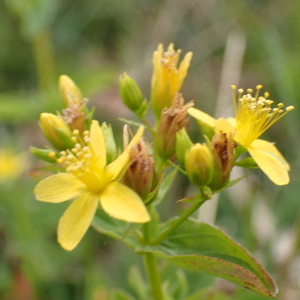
<box><xmin>39</xmin><ymin>113</ymin><xmax>75</xmax><ymax>151</ymax></box>
<box><xmin>185</xmin><ymin>143</ymin><xmax>213</xmax><ymax>188</ymax></box>
<box><xmin>151</xmin><ymin>43</ymin><xmax>192</xmax><ymax>118</ymax></box>
<box><xmin>176</xmin><ymin>128</ymin><xmax>193</xmax><ymax>166</ymax></box>
<box><xmin>123</xmin><ymin>128</ymin><xmax>154</xmax><ymax>200</ymax></box>
<box><xmin>101</xmin><ymin>122</ymin><xmax>117</xmax><ymax>165</ymax></box>
<box><xmin>208</xmin><ymin>133</ymin><xmax>235</xmax><ymax>192</ymax></box>
<box><xmin>119</xmin><ymin>73</ymin><xmax>144</xmax><ymax>112</ymax></box>
<box><xmin>59</xmin><ymin>75</ymin><xmax>82</xmax><ymax>107</ymax></box>
<box><xmin>155</xmin><ymin>93</ymin><xmax>194</xmax><ymax>160</ymax></box>
<box><xmin>30</xmin><ymin>147</ymin><xmax>57</xmax><ymax>163</ymax></box>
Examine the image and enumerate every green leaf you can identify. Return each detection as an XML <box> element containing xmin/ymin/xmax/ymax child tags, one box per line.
<box><xmin>235</xmin><ymin>157</ymin><xmax>259</xmax><ymax>169</ymax></box>
<box><xmin>111</xmin><ymin>288</ymin><xmax>137</xmax><ymax>300</ymax></box>
<box><xmin>137</xmin><ymin>218</ymin><xmax>277</xmax><ymax>298</ymax></box>
<box><xmin>119</xmin><ymin>118</ymin><xmax>144</xmax><ymax>127</ymax></box>
<box><xmin>215</xmin><ymin>176</ymin><xmax>245</xmax><ymax>193</ymax></box>
<box><xmin>151</xmin><ymin>169</ymin><xmax>177</xmax><ymax>207</ymax></box>
<box><xmin>184</xmin><ymin>288</ymin><xmax>231</xmax><ymax>300</ymax></box>
<box><xmin>128</xmin><ymin>265</ymin><xmax>148</xmax><ymax>300</ymax></box>
<box><xmin>92</xmin><ymin>209</ymin><xmax>140</xmax><ymax>248</ymax></box>
<box><xmin>122</xmin><ymin>223</ymin><xmax>142</xmax><ymax>240</ymax></box>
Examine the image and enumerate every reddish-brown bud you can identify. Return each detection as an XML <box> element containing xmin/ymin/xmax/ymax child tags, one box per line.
<box><xmin>208</xmin><ymin>132</ymin><xmax>235</xmax><ymax>191</ymax></box>
<box><xmin>123</xmin><ymin>130</ymin><xmax>154</xmax><ymax>201</ymax></box>
<box><xmin>155</xmin><ymin>93</ymin><xmax>194</xmax><ymax>160</ymax></box>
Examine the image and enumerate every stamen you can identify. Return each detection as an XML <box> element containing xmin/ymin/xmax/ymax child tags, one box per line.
<box><xmin>231</xmin><ymin>85</ymin><xmax>294</xmax><ymax>146</ymax></box>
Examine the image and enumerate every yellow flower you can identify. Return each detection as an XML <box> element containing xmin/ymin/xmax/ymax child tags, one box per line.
<box><xmin>34</xmin><ymin>121</ymin><xmax>150</xmax><ymax>251</ymax></box>
<box><xmin>0</xmin><ymin>150</ymin><xmax>27</xmax><ymax>181</ymax></box>
<box><xmin>188</xmin><ymin>85</ymin><xmax>294</xmax><ymax>185</ymax></box>
<box><xmin>151</xmin><ymin>43</ymin><xmax>192</xmax><ymax>118</ymax></box>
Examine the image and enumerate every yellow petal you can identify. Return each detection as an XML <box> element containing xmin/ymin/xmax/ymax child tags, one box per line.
<box><xmin>248</xmin><ymin>139</ymin><xmax>290</xmax><ymax>185</ymax></box>
<box><xmin>34</xmin><ymin>173</ymin><xmax>87</xmax><ymax>203</ymax></box>
<box><xmin>105</xmin><ymin>126</ymin><xmax>144</xmax><ymax>181</ymax></box>
<box><xmin>174</xmin><ymin>52</ymin><xmax>193</xmax><ymax>92</ymax></box>
<box><xmin>100</xmin><ymin>182</ymin><xmax>150</xmax><ymax>223</ymax></box>
<box><xmin>226</xmin><ymin>117</ymin><xmax>237</xmax><ymax>127</ymax></box>
<box><xmin>90</xmin><ymin>120</ymin><xmax>106</xmax><ymax>168</ymax></box>
<box><xmin>214</xmin><ymin>118</ymin><xmax>243</xmax><ymax>144</ymax></box>
<box><xmin>251</xmin><ymin>139</ymin><xmax>290</xmax><ymax>171</ymax></box>
<box><xmin>58</xmin><ymin>192</ymin><xmax>99</xmax><ymax>251</ymax></box>
<box><xmin>187</xmin><ymin>107</ymin><xmax>215</xmax><ymax>128</ymax></box>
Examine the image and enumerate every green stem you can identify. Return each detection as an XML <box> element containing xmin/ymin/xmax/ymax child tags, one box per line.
<box><xmin>32</xmin><ymin>30</ymin><xmax>56</xmax><ymax>102</ymax></box>
<box><xmin>140</xmin><ymin>118</ymin><xmax>155</xmax><ymax>135</ymax></box>
<box><xmin>142</xmin><ymin>223</ymin><xmax>164</xmax><ymax>300</ymax></box>
<box><xmin>151</xmin><ymin>200</ymin><xmax>207</xmax><ymax>245</ymax></box>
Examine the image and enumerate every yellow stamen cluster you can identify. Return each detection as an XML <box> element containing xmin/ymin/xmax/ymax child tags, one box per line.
<box><xmin>231</xmin><ymin>85</ymin><xmax>294</xmax><ymax>147</ymax></box>
<box><xmin>48</xmin><ymin>130</ymin><xmax>103</xmax><ymax>191</ymax></box>
<box><xmin>160</xmin><ymin>43</ymin><xmax>182</xmax><ymax>76</ymax></box>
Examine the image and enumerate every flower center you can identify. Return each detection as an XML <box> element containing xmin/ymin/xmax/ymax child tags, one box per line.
<box><xmin>231</xmin><ymin>85</ymin><xmax>294</xmax><ymax>147</ymax></box>
<box><xmin>50</xmin><ymin>129</ymin><xmax>105</xmax><ymax>192</ymax></box>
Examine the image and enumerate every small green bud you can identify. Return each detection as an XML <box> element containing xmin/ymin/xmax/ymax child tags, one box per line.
<box><xmin>39</xmin><ymin>113</ymin><xmax>75</xmax><ymax>151</ymax></box>
<box><xmin>185</xmin><ymin>143</ymin><xmax>213</xmax><ymax>188</ymax></box>
<box><xmin>176</xmin><ymin>128</ymin><xmax>193</xmax><ymax>166</ymax></box>
<box><xmin>101</xmin><ymin>122</ymin><xmax>117</xmax><ymax>165</ymax></box>
<box><xmin>30</xmin><ymin>147</ymin><xmax>57</xmax><ymax>163</ymax></box>
<box><xmin>59</xmin><ymin>75</ymin><xmax>82</xmax><ymax>107</ymax></box>
<box><xmin>119</xmin><ymin>73</ymin><xmax>143</xmax><ymax>112</ymax></box>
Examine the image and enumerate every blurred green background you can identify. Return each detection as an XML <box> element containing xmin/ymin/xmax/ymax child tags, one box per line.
<box><xmin>1</xmin><ymin>0</ymin><xmax>300</xmax><ymax>299</ymax></box>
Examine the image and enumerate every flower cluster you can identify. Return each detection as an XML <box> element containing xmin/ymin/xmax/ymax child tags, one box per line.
<box><xmin>31</xmin><ymin>44</ymin><xmax>294</xmax><ymax>254</ymax></box>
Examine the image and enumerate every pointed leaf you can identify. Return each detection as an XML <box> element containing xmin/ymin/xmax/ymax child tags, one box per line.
<box><xmin>122</xmin><ymin>223</ymin><xmax>142</xmax><ymax>240</ymax></box>
<box><xmin>152</xmin><ymin>169</ymin><xmax>177</xmax><ymax>207</ymax></box>
<box><xmin>137</xmin><ymin>218</ymin><xmax>277</xmax><ymax>298</ymax></box>
<box><xmin>235</xmin><ymin>157</ymin><xmax>259</xmax><ymax>169</ymax></box>
<box><xmin>215</xmin><ymin>176</ymin><xmax>245</xmax><ymax>193</ymax></box>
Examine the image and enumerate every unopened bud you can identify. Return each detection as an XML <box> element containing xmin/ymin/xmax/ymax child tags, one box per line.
<box><xmin>155</xmin><ymin>93</ymin><xmax>194</xmax><ymax>160</ymax></box>
<box><xmin>102</xmin><ymin>122</ymin><xmax>117</xmax><ymax>165</ymax></box>
<box><xmin>176</xmin><ymin>128</ymin><xmax>193</xmax><ymax>166</ymax></box>
<box><xmin>185</xmin><ymin>143</ymin><xmax>213</xmax><ymax>188</ymax></box>
<box><xmin>39</xmin><ymin>113</ymin><xmax>75</xmax><ymax>151</ymax></box>
<box><xmin>208</xmin><ymin>133</ymin><xmax>235</xmax><ymax>191</ymax></box>
<box><xmin>59</xmin><ymin>75</ymin><xmax>82</xmax><ymax>107</ymax></box>
<box><xmin>119</xmin><ymin>73</ymin><xmax>144</xmax><ymax>112</ymax></box>
<box><xmin>123</xmin><ymin>136</ymin><xmax>154</xmax><ymax>200</ymax></box>
<box><xmin>30</xmin><ymin>147</ymin><xmax>57</xmax><ymax>163</ymax></box>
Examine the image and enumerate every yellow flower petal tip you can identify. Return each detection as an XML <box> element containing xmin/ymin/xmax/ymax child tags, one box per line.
<box><xmin>57</xmin><ymin>193</ymin><xmax>99</xmax><ymax>251</ymax></box>
<box><xmin>100</xmin><ymin>182</ymin><xmax>150</xmax><ymax>223</ymax></box>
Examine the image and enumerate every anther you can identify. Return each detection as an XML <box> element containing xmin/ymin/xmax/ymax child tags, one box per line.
<box><xmin>231</xmin><ymin>85</ymin><xmax>236</xmax><ymax>90</ymax></box>
<box><xmin>83</xmin><ymin>130</ymin><xmax>89</xmax><ymax>136</ymax></box>
<box><xmin>238</xmin><ymin>88</ymin><xmax>244</xmax><ymax>93</ymax></box>
<box><xmin>286</xmin><ymin>106</ymin><xmax>294</xmax><ymax>111</ymax></box>
<box><xmin>48</xmin><ymin>152</ymin><xmax>56</xmax><ymax>158</ymax></box>
<box><xmin>264</xmin><ymin>92</ymin><xmax>270</xmax><ymax>98</ymax></box>
<box><xmin>277</xmin><ymin>103</ymin><xmax>284</xmax><ymax>107</ymax></box>
<box><xmin>60</xmin><ymin>151</ymin><xmax>66</xmax><ymax>156</ymax></box>
<box><xmin>256</xmin><ymin>85</ymin><xmax>263</xmax><ymax>90</ymax></box>
<box><xmin>71</xmin><ymin>136</ymin><xmax>77</xmax><ymax>143</ymax></box>
<box><xmin>57</xmin><ymin>157</ymin><xmax>64</xmax><ymax>164</ymax></box>
<box><xmin>247</xmin><ymin>88</ymin><xmax>253</xmax><ymax>93</ymax></box>
<box><xmin>73</xmin><ymin>129</ymin><xmax>80</xmax><ymax>136</ymax></box>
